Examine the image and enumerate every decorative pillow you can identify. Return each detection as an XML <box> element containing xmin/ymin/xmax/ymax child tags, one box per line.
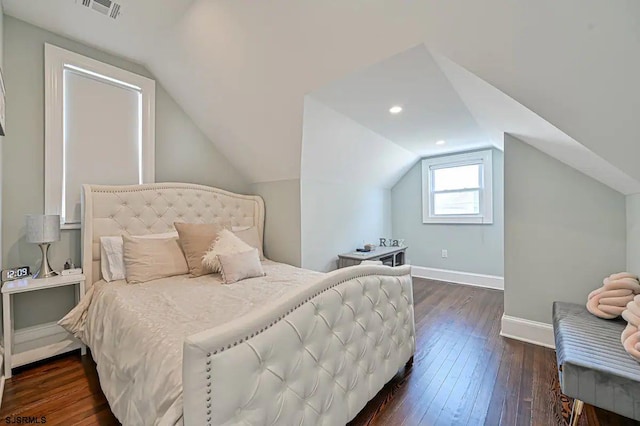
<box><xmin>218</xmin><ymin>248</ymin><xmax>265</xmax><ymax>284</ymax></box>
<box><xmin>233</xmin><ymin>226</ymin><xmax>264</xmax><ymax>260</ymax></box>
<box><xmin>122</xmin><ymin>235</ymin><xmax>189</xmax><ymax>283</ymax></box>
<box><xmin>100</xmin><ymin>231</ymin><xmax>178</xmax><ymax>282</ymax></box>
<box><xmin>202</xmin><ymin>229</ymin><xmax>253</xmax><ymax>273</ymax></box>
<box><xmin>174</xmin><ymin>222</ymin><xmax>228</xmax><ymax>277</ymax></box>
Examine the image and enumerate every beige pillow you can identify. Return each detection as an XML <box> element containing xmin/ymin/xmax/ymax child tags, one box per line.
<box><xmin>218</xmin><ymin>248</ymin><xmax>265</xmax><ymax>284</ymax></box>
<box><xmin>202</xmin><ymin>229</ymin><xmax>254</xmax><ymax>273</ymax></box>
<box><xmin>233</xmin><ymin>226</ymin><xmax>264</xmax><ymax>260</ymax></box>
<box><xmin>174</xmin><ymin>222</ymin><xmax>227</xmax><ymax>277</ymax></box>
<box><xmin>122</xmin><ymin>235</ymin><xmax>189</xmax><ymax>283</ymax></box>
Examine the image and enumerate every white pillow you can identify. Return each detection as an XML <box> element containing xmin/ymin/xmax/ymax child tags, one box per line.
<box><xmin>218</xmin><ymin>248</ymin><xmax>265</xmax><ymax>284</ymax></box>
<box><xmin>202</xmin><ymin>229</ymin><xmax>253</xmax><ymax>273</ymax></box>
<box><xmin>100</xmin><ymin>231</ymin><xmax>179</xmax><ymax>282</ymax></box>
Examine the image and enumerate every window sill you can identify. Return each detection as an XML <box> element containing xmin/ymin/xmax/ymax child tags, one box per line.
<box><xmin>423</xmin><ymin>216</ymin><xmax>493</xmax><ymax>225</ymax></box>
<box><xmin>61</xmin><ymin>223</ymin><xmax>81</xmax><ymax>230</ymax></box>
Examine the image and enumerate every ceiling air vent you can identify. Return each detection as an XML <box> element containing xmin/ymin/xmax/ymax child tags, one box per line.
<box><xmin>76</xmin><ymin>0</ymin><xmax>122</xmax><ymax>20</ymax></box>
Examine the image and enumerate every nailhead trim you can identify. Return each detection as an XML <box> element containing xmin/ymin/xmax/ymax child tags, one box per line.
<box><xmin>91</xmin><ymin>183</ymin><xmax>258</xmax><ymax>203</ymax></box>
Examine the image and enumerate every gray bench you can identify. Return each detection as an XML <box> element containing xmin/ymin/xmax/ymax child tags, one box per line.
<box><xmin>553</xmin><ymin>301</ymin><xmax>640</xmax><ymax>424</ymax></box>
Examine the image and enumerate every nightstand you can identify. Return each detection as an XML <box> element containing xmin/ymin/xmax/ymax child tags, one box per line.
<box><xmin>2</xmin><ymin>274</ymin><xmax>86</xmax><ymax>379</ymax></box>
<box><xmin>337</xmin><ymin>246</ymin><xmax>407</xmax><ymax>269</ymax></box>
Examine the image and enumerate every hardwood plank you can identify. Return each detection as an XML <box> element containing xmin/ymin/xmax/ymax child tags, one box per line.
<box><xmin>420</xmin><ymin>291</ymin><xmax>498</xmax><ymax>424</ymax></box>
<box><xmin>449</xmin><ymin>290</ymin><xmax>505</xmax><ymax>425</ymax></box>
<box><xmin>515</xmin><ymin>339</ymin><xmax>535</xmax><ymax>425</ymax></box>
<box><xmin>376</xmin><ymin>284</ymin><xmax>488</xmax><ymax>425</ymax></box>
<box><xmin>498</xmin><ymin>340</ymin><xmax>525</xmax><ymax>426</ymax></box>
<box><xmin>0</xmin><ymin>352</ymin><xmax>118</xmax><ymax>425</ymax></box>
<box><xmin>3</xmin><ymin>278</ymin><xmax>639</xmax><ymax>426</ymax></box>
<box><xmin>435</xmin><ymin>290</ymin><xmax>503</xmax><ymax>425</ymax></box>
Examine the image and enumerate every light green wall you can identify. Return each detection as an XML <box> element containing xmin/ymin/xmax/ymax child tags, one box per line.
<box><xmin>391</xmin><ymin>148</ymin><xmax>504</xmax><ymax>277</ymax></box>
<box><xmin>2</xmin><ymin>17</ymin><xmax>249</xmax><ymax>329</ymax></box>
<box><xmin>301</xmin><ymin>180</ymin><xmax>391</xmax><ymax>272</ymax></box>
<box><xmin>504</xmin><ymin>134</ymin><xmax>626</xmax><ymax>324</ymax></box>
<box><xmin>251</xmin><ymin>179</ymin><xmax>301</xmax><ymax>267</ymax></box>
<box><xmin>626</xmin><ymin>194</ymin><xmax>640</xmax><ymax>275</ymax></box>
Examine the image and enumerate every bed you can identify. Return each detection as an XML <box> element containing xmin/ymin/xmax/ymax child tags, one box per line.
<box><xmin>67</xmin><ymin>182</ymin><xmax>415</xmax><ymax>425</ymax></box>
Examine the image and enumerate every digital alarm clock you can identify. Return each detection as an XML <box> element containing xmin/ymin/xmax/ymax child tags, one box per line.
<box><xmin>2</xmin><ymin>266</ymin><xmax>31</xmax><ymax>282</ymax></box>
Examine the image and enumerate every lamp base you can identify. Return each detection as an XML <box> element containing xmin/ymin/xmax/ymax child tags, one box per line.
<box><xmin>33</xmin><ymin>243</ymin><xmax>58</xmax><ymax>279</ymax></box>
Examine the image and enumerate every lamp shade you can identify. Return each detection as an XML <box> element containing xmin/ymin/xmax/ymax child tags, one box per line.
<box><xmin>25</xmin><ymin>214</ymin><xmax>61</xmax><ymax>244</ymax></box>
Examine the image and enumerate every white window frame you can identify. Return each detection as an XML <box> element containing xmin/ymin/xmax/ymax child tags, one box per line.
<box><xmin>422</xmin><ymin>150</ymin><xmax>493</xmax><ymax>224</ymax></box>
<box><xmin>44</xmin><ymin>44</ymin><xmax>155</xmax><ymax>229</ymax></box>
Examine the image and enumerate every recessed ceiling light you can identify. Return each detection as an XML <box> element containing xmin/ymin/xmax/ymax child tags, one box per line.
<box><xmin>389</xmin><ymin>106</ymin><xmax>403</xmax><ymax>114</ymax></box>
<box><xmin>436</xmin><ymin>140</ymin><xmax>446</xmax><ymax>145</ymax></box>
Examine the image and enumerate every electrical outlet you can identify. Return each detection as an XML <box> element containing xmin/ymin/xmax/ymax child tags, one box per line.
<box><xmin>441</xmin><ymin>249</ymin><xmax>448</xmax><ymax>258</ymax></box>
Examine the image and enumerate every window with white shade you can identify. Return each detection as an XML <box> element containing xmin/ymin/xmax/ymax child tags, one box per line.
<box><xmin>422</xmin><ymin>150</ymin><xmax>493</xmax><ymax>224</ymax></box>
<box><xmin>45</xmin><ymin>44</ymin><xmax>155</xmax><ymax>228</ymax></box>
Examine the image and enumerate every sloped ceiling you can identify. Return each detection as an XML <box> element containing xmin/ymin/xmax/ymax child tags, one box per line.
<box><xmin>431</xmin><ymin>49</ymin><xmax>640</xmax><ymax>194</ymax></box>
<box><xmin>5</xmin><ymin>0</ymin><xmax>640</xmax><ymax>188</ymax></box>
<box><xmin>2</xmin><ymin>0</ymin><xmax>196</xmax><ymax>61</ymax></box>
<box><xmin>311</xmin><ymin>44</ymin><xmax>493</xmax><ymax>157</ymax></box>
<box><xmin>301</xmin><ymin>96</ymin><xmax>418</xmax><ymax>189</ymax></box>
<box><xmin>303</xmin><ymin>42</ymin><xmax>640</xmax><ymax>193</ymax></box>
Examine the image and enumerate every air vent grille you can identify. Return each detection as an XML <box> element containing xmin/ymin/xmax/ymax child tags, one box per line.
<box><xmin>77</xmin><ymin>0</ymin><xmax>122</xmax><ymax>20</ymax></box>
<box><xmin>110</xmin><ymin>3</ymin><xmax>121</xmax><ymax>19</ymax></box>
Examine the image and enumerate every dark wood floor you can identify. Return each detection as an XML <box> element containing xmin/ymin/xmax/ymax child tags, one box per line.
<box><xmin>2</xmin><ymin>278</ymin><xmax>638</xmax><ymax>425</ymax></box>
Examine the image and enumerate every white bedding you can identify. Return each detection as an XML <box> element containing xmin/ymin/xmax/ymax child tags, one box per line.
<box><xmin>59</xmin><ymin>260</ymin><xmax>323</xmax><ymax>426</ymax></box>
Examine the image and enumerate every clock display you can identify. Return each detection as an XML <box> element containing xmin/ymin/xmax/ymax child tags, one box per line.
<box><xmin>2</xmin><ymin>266</ymin><xmax>31</xmax><ymax>282</ymax></box>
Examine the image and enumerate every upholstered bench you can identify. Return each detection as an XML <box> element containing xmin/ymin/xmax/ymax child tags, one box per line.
<box><xmin>553</xmin><ymin>302</ymin><xmax>640</xmax><ymax>425</ymax></box>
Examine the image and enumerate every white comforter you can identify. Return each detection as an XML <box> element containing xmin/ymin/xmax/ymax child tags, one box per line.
<box><xmin>59</xmin><ymin>261</ymin><xmax>323</xmax><ymax>426</ymax></box>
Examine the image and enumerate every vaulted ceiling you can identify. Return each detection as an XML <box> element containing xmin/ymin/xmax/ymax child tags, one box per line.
<box><xmin>4</xmin><ymin>0</ymin><xmax>640</xmax><ymax>191</ymax></box>
<box><xmin>310</xmin><ymin>45</ymin><xmax>492</xmax><ymax>158</ymax></box>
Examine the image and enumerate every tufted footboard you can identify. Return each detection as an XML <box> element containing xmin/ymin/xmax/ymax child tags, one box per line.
<box><xmin>182</xmin><ymin>265</ymin><xmax>415</xmax><ymax>426</ymax></box>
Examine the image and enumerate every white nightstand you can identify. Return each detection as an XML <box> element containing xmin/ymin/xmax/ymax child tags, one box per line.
<box><xmin>2</xmin><ymin>274</ymin><xmax>86</xmax><ymax>379</ymax></box>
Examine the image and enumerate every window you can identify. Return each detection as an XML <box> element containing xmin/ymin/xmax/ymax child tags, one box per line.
<box><xmin>44</xmin><ymin>44</ymin><xmax>155</xmax><ymax>228</ymax></box>
<box><xmin>422</xmin><ymin>150</ymin><xmax>493</xmax><ymax>224</ymax></box>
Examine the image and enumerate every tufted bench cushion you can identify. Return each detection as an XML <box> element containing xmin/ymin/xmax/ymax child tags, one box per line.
<box><xmin>553</xmin><ymin>301</ymin><xmax>640</xmax><ymax>420</ymax></box>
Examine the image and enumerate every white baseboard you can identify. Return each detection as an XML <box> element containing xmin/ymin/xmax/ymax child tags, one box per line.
<box><xmin>500</xmin><ymin>314</ymin><xmax>555</xmax><ymax>349</ymax></box>
<box><xmin>411</xmin><ymin>265</ymin><xmax>504</xmax><ymax>290</ymax></box>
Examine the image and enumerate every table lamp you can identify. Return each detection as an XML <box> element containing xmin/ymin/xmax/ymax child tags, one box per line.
<box><xmin>26</xmin><ymin>214</ymin><xmax>61</xmax><ymax>279</ymax></box>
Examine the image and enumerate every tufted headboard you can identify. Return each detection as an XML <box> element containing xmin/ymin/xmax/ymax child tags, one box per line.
<box><xmin>81</xmin><ymin>183</ymin><xmax>265</xmax><ymax>289</ymax></box>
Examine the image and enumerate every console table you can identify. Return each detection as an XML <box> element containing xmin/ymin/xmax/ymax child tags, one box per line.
<box><xmin>337</xmin><ymin>246</ymin><xmax>407</xmax><ymax>269</ymax></box>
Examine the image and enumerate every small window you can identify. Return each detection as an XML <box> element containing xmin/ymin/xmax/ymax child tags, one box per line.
<box><xmin>422</xmin><ymin>150</ymin><xmax>493</xmax><ymax>224</ymax></box>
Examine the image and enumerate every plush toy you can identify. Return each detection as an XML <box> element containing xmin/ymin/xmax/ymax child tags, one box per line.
<box><xmin>586</xmin><ymin>272</ymin><xmax>640</xmax><ymax>319</ymax></box>
<box><xmin>622</xmin><ymin>295</ymin><xmax>640</xmax><ymax>361</ymax></box>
